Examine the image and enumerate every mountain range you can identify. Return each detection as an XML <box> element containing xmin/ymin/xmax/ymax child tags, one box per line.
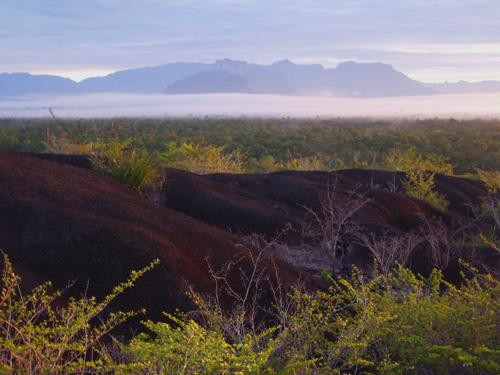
<box><xmin>2</xmin><ymin>59</ymin><xmax>500</xmax><ymax>98</ymax></box>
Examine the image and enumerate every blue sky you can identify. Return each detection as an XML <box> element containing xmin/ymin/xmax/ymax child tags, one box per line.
<box><xmin>1</xmin><ymin>0</ymin><xmax>499</xmax><ymax>82</ymax></box>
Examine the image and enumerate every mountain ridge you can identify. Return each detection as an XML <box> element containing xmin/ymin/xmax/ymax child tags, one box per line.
<box><xmin>2</xmin><ymin>59</ymin><xmax>500</xmax><ymax>98</ymax></box>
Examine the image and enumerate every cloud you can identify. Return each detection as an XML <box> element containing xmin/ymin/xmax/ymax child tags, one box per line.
<box><xmin>1</xmin><ymin>0</ymin><xmax>499</xmax><ymax>81</ymax></box>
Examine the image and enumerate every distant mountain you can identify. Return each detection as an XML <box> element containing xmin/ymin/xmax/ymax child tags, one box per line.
<box><xmin>212</xmin><ymin>59</ymin><xmax>292</xmax><ymax>94</ymax></box>
<box><xmin>2</xmin><ymin>59</ymin><xmax>500</xmax><ymax>98</ymax></box>
<box><xmin>0</xmin><ymin>73</ymin><xmax>77</xmax><ymax>96</ymax></box>
<box><xmin>327</xmin><ymin>61</ymin><xmax>433</xmax><ymax>97</ymax></box>
<box><xmin>165</xmin><ymin>59</ymin><xmax>430</xmax><ymax>96</ymax></box>
<box><xmin>268</xmin><ymin>59</ymin><xmax>329</xmax><ymax>94</ymax></box>
<box><xmin>164</xmin><ymin>70</ymin><xmax>251</xmax><ymax>94</ymax></box>
<box><xmin>78</xmin><ymin>62</ymin><xmax>210</xmax><ymax>93</ymax></box>
<box><xmin>425</xmin><ymin>80</ymin><xmax>500</xmax><ymax>94</ymax></box>
<box><xmin>268</xmin><ymin>60</ymin><xmax>432</xmax><ymax>96</ymax></box>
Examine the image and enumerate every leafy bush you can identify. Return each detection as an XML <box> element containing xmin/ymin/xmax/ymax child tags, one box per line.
<box><xmin>91</xmin><ymin>141</ymin><xmax>163</xmax><ymax>190</ymax></box>
<box><xmin>160</xmin><ymin>142</ymin><xmax>245</xmax><ymax>174</ymax></box>
<box><xmin>475</xmin><ymin>168</ymin><xmax>500</xmax><ymax>249</ymax></box>
<box><xmin>125</xmin><ymin>315</ymin><xmax>295</xmax><ymax>374</ymax></box>
<box><xmin>475</xmin><ymin>168</ymin><xmax>500</xmax><ymax>194</ymax></box>
<box><xmin>1</xmin><ymin>250</ymin><xmax>498</xmax><ymax>374</ymax></box>
<box><xmin>281</xmin><ymin>266</ymin><xmax>500</xmax><ymax>374</ymax></box>
<box><xmin>246</xmin><ymin>154</ymin><xmax>283</xmax><ymax>173</ymax></box>
<box><xmin>385</xmin><ymin>147</ymin><xmax>452</xmax><ymax>210</ymax></box>
<box><xmin>0</xmin><ymin>252</ymin><xmax>158</xmax><ymax>374</ymax></box>
<box><xmin>126</xmin><ymin>265</ymin><xmax>499</xmax><ymax>374</ymax></box>
<box><xmin>285</xmin><ymin>153</ymin><xmax>337</xmax><ymax>171</ymax></box>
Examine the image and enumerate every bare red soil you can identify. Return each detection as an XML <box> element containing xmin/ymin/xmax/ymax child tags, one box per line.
<box><xmin>0</xmin><ymin>151</ymin><xmax>314</xmax><ymax>324</ymax></box>
<box><xmin>0</xmin><ymin>151</ymin><xmax>497</xmax><ymax>326</ymax></box>
<box><xmin>162</xmin><ymin>168</ymin><xmax>485</xmax><ymax>236</ymax></box>
<box><xmin>161</xmin><ymin>168</ymin><xmax>498</xmax><ymax>279</ymax></box>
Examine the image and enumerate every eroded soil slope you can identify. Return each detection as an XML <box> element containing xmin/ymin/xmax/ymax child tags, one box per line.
<box><xmin>0</xmin><ymin>151</ymin><xmax>312</xmax><ymax>323</ymax></box>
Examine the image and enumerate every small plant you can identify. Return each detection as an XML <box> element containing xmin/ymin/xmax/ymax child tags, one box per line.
<box><xmin>91</xmin><ymin>141</ymin><xmax>163</xmax><ymax>190</ymax></box>
<box><xmin>385</xmin><ymin>147</ymin><xmax>452</xmax><ymax>211</ymax></box>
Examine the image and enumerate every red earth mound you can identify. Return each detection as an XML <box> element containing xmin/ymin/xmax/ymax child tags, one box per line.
<box><xmin>0</xmin><ymin>151</ymin><xmax>315</xmax><ymax>325</ymax></box>
<box><xmin>1</xmin><ymin>151</ymin><xmax>497</xmax><ymax>325</ymax></box>
<box><xmin>162</xmin><ymin>168</ymin><xmax>484</xmax><ymax>236</ymax></box>
<box><xmin>161</xmin><ymin>168</ymin><xmax>498</xmax><ymax>279</ymax></box>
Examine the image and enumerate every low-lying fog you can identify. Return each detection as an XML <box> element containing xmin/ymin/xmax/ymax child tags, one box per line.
<box><xmin>1</xmin><ymin>92</ymin><xmax>499</xmax><ymax>118</ymax></box>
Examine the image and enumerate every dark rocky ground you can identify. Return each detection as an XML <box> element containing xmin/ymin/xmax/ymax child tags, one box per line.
<box><xmin>1</xmin><ymin>151</ymin><xmax>498</xmax><ymax>327</ymax></box>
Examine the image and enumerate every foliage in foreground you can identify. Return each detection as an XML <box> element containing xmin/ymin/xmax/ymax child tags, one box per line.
<box><xmin>284</xmin><ymin>266</ymin><xmax>500</xmax><ymax>374</ymax></box>
<box><xmin>2</xmin><ymin>250</ymin><xmax>498</xmax><ymax>374</ymax></box>
<box><xmin>124</xmin><ymin>317</ymin><xmax>298</xmax><ymax>374</ymax></box>
<box><xmin>138</xmin><ymin>265</ymin><xmax>498</xmax><ymax>375</ymax></box>
<box><xmin>0</xmin><ymin>253</ymin><xmax>159</xmax><ymax>374</ymax></box>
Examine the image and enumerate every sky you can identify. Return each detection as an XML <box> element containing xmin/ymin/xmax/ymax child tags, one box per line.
<box><xmin>1</xmin><ymin>0</ymin><xmax>499</xmax><ymax>82</ymax></box>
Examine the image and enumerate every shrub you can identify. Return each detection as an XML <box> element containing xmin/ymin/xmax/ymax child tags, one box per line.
<box><xmin>283</xmin><ymin>265</ymin><xmax>500</xmax><ymax>374</ymax></box>
<box><xmin>475</xmin><ymin>168</ymin><xmax>500</xmax><ymax>194</ymax></box>
<box><xmin>124</xmin><ymin>315</ymin><xmax>296</xmax><ymax>374</ymax></box>
<box><xmin>474</xmin><ymin>168</ymin><xmax>500</xmax><ymax>250</ymax></box>
<box><xmin>0</xmin><ymin>252</ymin><xmax>158</xmax><ymax>374</ymax></box>
<box><xmin>91</xmin><ymin>141</ymin><xmax>163</xmax><ymax>190</ymax></box>
<box><xmin>246</xmin><ymin>155</ymin><xmax>282</xmax><ymax>173</ymax></box>
<box><xmin>160</xmin><ymin>142</ymin><xmax>245</xmax><ymax>174</ymax></box>
<box><xmin>285</xmin><ymin>153</ymin><xmax>336</xmax><ymax>171</ymax></box>
<box><xmin>385</xmin><ymin>147</ymin><xmax>452</xmax><ymax>211</ymax></box>
<box><xmin>1</xmin><ymin>249</ymin><xmax>498</xmax><ymax>374</ymax></box>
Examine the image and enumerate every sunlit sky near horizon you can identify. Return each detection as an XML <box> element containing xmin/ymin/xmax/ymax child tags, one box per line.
<box><xmin>1</xmin><ymin>0</ymin><xmax>499</xmax><ymax>82</ymax></box>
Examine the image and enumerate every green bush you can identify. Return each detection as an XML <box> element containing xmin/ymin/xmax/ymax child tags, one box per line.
<box><xmin>282</xmin><ymin>266</ymin><xmax>500</xmax><ymax>374</ymax></box>
<box><xmin>0</xmin><ymin>252</ymin><xmax>158</xmax><ymax>374</ymax></box>
<box><xmin>2</xmin><ymin>252</ymin><xmax>498</xmax><ymax>374</ymax></box>
<box><xmin>285</xmin><ymin>153</ymin><xmax>337</xmax><ymax>171</ymax></box>
<box><xmin>475</xmin><ymin>168</ymin><xmax>500</xmax><ymax>250</ymax></box>
<box><xmin>120</xmin><ymin>264</ymin><xmax>500</xmax><ymax>374</ymax></box>
<box><xmin>385</xmin><ymin>147</ymin><xmax>452</xmax><ymax>210</ymax></box>
<box><xmin>91</xmin><ymin>141</ymin><xmax>163</xmax><ymax>190</ymax></box>
<box><xmin>160</xmin><ymin>142</ymin><xmax>245</xmax><ymax>174</ymax></box>
<box><xmin>124</xmin><ymin>316</ymin><xmax>298</xmax><ymax>374</ymax></box>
